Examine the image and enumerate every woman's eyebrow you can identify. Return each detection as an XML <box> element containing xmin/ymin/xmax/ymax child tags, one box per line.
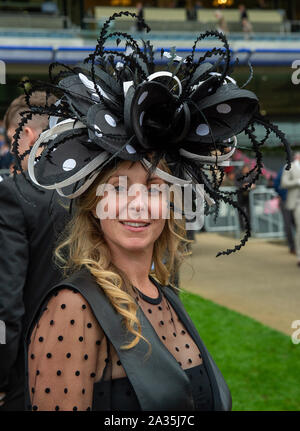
<box><xmin>108</xmin><ymin>174</ymin><xmax>126</xmax><ymax>180</ymax></box>
<box><xmin>147</xmin><ymin>176</ymin><xmax>164</xmax><ymax>183</ymax></box>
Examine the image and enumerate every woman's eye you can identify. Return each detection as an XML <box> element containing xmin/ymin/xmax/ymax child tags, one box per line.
<box><xmin>114</xmin><ymin>185</ymin><xmax>127</xmax><ymax>193</ymax></box>
<box><xmin>148</xmin><ymin>186</ymin><xmax>161</xmax><ymax>195</ymax></box>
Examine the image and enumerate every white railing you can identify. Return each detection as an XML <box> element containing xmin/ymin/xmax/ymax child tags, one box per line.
<box><xmin>204</xmin><ymin>186</ymin><xmax>285</xmax><ymax>239</ymax></box>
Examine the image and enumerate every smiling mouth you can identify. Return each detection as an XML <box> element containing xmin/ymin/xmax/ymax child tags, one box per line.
<box><xmin>120</xmin><ymin>221</ymin><xmax>150</xmax><ymax>227</ymax></box>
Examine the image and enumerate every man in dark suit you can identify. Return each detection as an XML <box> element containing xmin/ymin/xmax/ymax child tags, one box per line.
<box><xmin>0</xmin><ymin>92</ymin><xmax>70</xmax><ymax>410</ymax></box>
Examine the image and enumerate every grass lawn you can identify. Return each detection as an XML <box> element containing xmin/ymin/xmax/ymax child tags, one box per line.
<box><xmin>180</xmin><ymin>289</ymin><xmax>300</xmax><ymax>411</ymax></box>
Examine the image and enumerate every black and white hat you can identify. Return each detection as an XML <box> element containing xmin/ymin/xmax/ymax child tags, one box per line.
<box><xmin>13</xmin><ymin>11</ymin><xmax>292</xmax><ymax>256</ymax></box>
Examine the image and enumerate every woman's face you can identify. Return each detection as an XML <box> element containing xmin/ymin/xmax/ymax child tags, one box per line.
<box><xmin>95</xmin><ymin>161</ymin><xmax>168</xmax><ymax>254</ymax></box>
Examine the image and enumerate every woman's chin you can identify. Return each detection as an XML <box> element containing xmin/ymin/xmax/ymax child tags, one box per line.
<box><xmin>120</xmin><ymin>239</ymin><xmax>153</xmax><ymax>252</ymax></box>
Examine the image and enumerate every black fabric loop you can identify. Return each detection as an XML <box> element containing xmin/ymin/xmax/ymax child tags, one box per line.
<box><xmin>132</xmin><ymin>276</ymin><xmax>162</xmax><ymax>305</ymax></box>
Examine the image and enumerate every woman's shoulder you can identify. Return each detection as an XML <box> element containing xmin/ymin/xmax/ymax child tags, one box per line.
<box><xmin>53</xmin><ymin>267</ymin><xmax>98</xmax><ymax>295</ymax></box>
<box><xmin>34</xmin><ymin>287</ymin><xmax>96</xmax><ymax>328</ymax></box>
<box><xmin>46</xmin><ymin>287</ymin><xmax>90</xmax><ymax>310</ymax></box>
<box><xmin>27</xmin><ymin>282</ymin><xmax>103</xmax><ymax>341</ymax></box>
<box><xmin>29</xmin><ymin>287</ymin><xmax>105</xmax><ymax>344</ymax></box>
<box><xmin>26</xmin><ymin>268</ymin><xmax>102</xmax><ymax>339</ymax></box>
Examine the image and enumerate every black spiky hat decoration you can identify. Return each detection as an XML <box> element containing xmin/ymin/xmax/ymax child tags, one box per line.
<box><xmin>12</xmin><ymin>11</ymin><xmax>292</xmax><ymax>257</ymax></box>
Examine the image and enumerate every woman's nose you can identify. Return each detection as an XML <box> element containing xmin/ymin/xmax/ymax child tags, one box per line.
<box><xmin>128</xmin><ymin>186</ymin><xmax>149</xmax><ymax>218</ymax></box>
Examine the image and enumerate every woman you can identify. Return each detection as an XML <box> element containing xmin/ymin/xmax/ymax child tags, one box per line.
<box><xmin>26</xmin><ymin>157</ymin><xmax>231</xmax><ymax>411</ymax></box>
<box><xmin>14</xmin><ymin>12</ymin><xmax>290</xmax><ymax>411</ymax></box>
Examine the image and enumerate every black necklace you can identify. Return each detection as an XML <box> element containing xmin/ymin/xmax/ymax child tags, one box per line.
<box><xmin>132</xmin><ymin>278</ymin><xmax>162</xmax><ymax>305</ymax></box>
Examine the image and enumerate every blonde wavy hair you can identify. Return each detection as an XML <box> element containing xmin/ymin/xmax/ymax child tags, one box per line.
<box><xmin>55</xmin><ymin>158</ymin><xmax>191</xmax><ymax>354</ymax></box>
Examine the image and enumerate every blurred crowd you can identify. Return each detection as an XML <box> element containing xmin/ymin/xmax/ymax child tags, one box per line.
<box><xmin>220</xmin><ymin>158</ymin><xmax>300</xmax><ymax>267</ymax></box>
<box><xmin>185</xmin><ymin>2</ymin><xmax>254</xmax><ymax>39</ymax></box>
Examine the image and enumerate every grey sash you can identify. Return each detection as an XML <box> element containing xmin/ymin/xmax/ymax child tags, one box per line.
<box><xmin>160</xmin><ymin>285</ymin><xmax>232</xmax><ymax>411</ymax></box>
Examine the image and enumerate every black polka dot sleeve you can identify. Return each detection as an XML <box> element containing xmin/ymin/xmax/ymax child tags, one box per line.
<box><xmin>28</xmin><ymin>289</ymin><xmax>106</xmax><ymax>411</ymax></box>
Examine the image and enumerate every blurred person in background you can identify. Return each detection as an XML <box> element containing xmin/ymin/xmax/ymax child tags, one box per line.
<box><xmin>0</xmin><ymin>92</ymin><xmax>70</xmax><ymax>410</ymax></box>
<box><xmin>239</xmin><ymin>4</ymin><xmax>253</xmax><ymax>39</ymax></box>
<box><xmin>222</xmin><ymin>166</ymin><xmax>236</xmax><ymax>187</ymax></box>
<box><xmin>266</xmin><ymin>175</ymin><xmax>275</xmax><ymax>188</ymax></box>
<box><xmin>274</xmin><ymin>166</ymin><xmax>295</xmax><ymax>255</ymax></box>
<box><xmin>4</xmin><ymin>94</ymin><xmax>52</xmax><ymax>173</ymax></box>
<box><xmin>236</xmin><ymin>163</ymin><xmax>256</xmax><ymax>229</ymax></box>
<box><xmin>215</xmin><ymin>10</ymin><xmax>229</xmax><ymax>35</ymax></box>
<box><xmin>0</xmin><ymin>126</ymin><xmax>13</xmax><ymax>175</ymax></box>
<box><xmin>0</xmin><ymin>142</ymin><xmax>13</xmax><ymax>171</ymax></box>
<box><xmin>280</xmin><ymin>152</ymin><xmax>300</xmax><ymax>266</ymax></box>
<box><xmin>186</xmin><ymin>0</ymin><xmax>197</xmax><ymax>21</ymax></box>
<box><xmin>135</xmin><ymin>2</ymin><xmax>144</xmax><ymax>32</ymax></box>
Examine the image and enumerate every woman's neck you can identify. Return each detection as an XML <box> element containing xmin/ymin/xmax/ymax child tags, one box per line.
<box><xmin>109</xmin><ymin>244</ymin><xmax>157</xmax><ymax>296</ymax></box>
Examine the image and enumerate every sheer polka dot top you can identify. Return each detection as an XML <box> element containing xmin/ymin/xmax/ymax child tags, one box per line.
<box><xmin>28</xmin><ymin>282</ymin><xmax>204</xmax><ymax>411</ymax></box>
